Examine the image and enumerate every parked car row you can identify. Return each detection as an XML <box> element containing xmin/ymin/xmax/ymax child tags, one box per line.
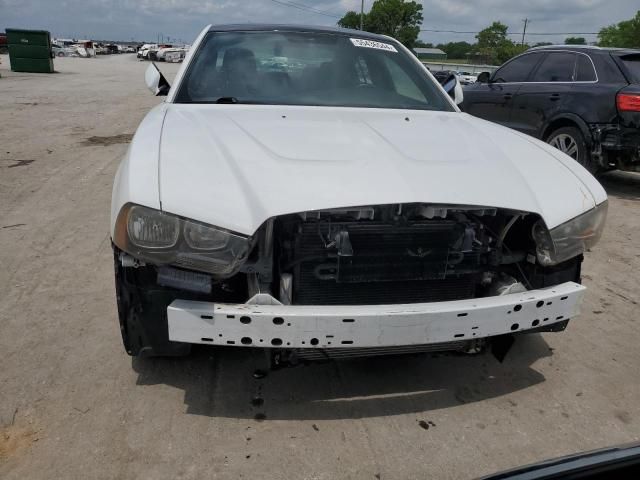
<box><xmin>461</xmin><ymin>45</ymin><xmax>640</xmax><ymax>173</ymax></box>
<box><xmin>95</xmin><ymin>44</ymin><xmax>136</xmax><ymax>55</ymax></box>
<box><xmin>50</xmin><ymin>41</ymin><xmax>137</xmax><ymax>57</ymax></box>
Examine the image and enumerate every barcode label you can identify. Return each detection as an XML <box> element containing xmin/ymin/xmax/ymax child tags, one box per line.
<box><xmin>350</xmin><ymin>38</ymin><xmax>397</xmax><ymax>53</ymax></box>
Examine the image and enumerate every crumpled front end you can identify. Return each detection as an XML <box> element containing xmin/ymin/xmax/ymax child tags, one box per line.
<box><xmin>591</xmin><ymin>123</ymin><xmax>640</xmax><ymax>171</ymax></box>
<box><xmin>114</xmin><ymin>202</ymin><xmax>587</xmax><ymax>358</ymax></box>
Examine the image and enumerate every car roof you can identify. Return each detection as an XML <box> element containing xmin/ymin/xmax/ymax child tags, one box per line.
<box><xmin>207</xmin><ymin>24</ymin><xmax>394</xmax><ymax>42</ymax></box>
<box><xmin>529</xmin><ymin>44</ymin><xmax>640</xmax><ymax>55</ymax></box>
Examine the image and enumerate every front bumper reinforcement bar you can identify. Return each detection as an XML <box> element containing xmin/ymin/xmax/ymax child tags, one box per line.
<box><xmin>167</xmin><ymin>281</ymin><xmax>585</xmax><ymax>349</ymax></box>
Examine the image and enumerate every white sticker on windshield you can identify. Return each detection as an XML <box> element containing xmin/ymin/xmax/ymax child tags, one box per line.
<box><xmin>350</xmin><ymin>38</ymin><xmax>397</xmax><ymax>53</ymax></box>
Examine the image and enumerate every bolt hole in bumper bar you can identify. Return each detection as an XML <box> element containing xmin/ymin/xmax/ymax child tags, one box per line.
<box><xmin>167</xmin><ymin>282</ymin><xmax>585</xmax><ymax>349</ymax></box>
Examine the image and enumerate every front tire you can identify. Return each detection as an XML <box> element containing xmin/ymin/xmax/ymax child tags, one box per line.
<box><xmin>114</xmin><ymin>252</ymin><xmax>191</xmax><ymax>357</ymax></box>
<box><xmin>547</xmin><ymin>126</ymin><xmax>596</xmax><ymax>173</ymax></box>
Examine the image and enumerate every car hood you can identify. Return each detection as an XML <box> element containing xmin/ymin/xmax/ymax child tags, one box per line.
<box><xmin>158</xmin><ymin>105</ymin><xmax>605</xmax><ymax>235</ymax></box>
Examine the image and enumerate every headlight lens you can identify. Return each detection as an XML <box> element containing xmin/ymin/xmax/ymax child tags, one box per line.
<box><xmin>128</xmin><ymin>206</ymin><xmax>179</xmax><ymax>248</ymax></box>
<box><xmin>114</xmin><ymin>204</ymin><xmax>252</xmax><ymax>277</ymax></box>
<box><xmin>533</xmin><ymin>201</ymin><xmax>608</xmax><ymax>266</ymax></box>
<box><xmin>183</xmin><ymin>220</ymin><xmax>230</xmax><ymax>250</ymax></box>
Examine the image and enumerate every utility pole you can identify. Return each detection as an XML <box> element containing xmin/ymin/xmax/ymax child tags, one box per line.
<box><xmin>521</xmin><ymin>18</ymin><xmax>529</xmax><ymax>46</ymax></box>
<box><xmin>360</xmin><ymin>0</ymin><xmax>364</xmax><ymax>31</ymax></box>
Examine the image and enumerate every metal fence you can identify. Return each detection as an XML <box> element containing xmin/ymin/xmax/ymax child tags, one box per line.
<box><xmin>422</xmin><ymin>62</ymin><xmax>499</xmax><ymax>74</ymax></box>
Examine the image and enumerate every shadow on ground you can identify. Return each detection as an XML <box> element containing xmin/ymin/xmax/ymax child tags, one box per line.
<box><xmin>599</xmin><ymin>171</ymin><xmax>640</xmax><ymax>201</ymax></box>
<box><xmin>132</xmin><ymin>334</ymin><xmax>552</xmax><ymax>420</ymax></box>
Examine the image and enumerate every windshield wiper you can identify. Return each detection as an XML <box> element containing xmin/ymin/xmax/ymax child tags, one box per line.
<box><xmin>215</xmin><ymin>96</ymin><xmax>240</xmax><ymax>104</ymax></box>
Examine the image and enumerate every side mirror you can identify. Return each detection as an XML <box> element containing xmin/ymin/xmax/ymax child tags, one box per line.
<box><xmin>442</xmin><ymin>73</ymin><xmax>464</xmax><ymax>105</ymax></box>
<box><xmin>145</xmin><ymin>63</ymin><xmax>170</xmax><ymax>96</ymax></box>
<box><xmin>476</xmin><ymin>71</ymin><xmax>491</xmax><ymax>83</ymax></box>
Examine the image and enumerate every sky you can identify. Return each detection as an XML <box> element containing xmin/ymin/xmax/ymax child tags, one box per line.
<box><xmin>0</xmin><ymin>0</ymin><xmax>637</xmax><ymax>45</ymax></box>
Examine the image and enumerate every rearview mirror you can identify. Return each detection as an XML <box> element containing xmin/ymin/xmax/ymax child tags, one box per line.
<box><xmin>441</xmin><ymin>74</ymin><xmax>464</xmax><ymax>105</ymax></box>
<box><xmin>476</xmin><ymin>71</ymin><xmax>491</xmax><ymax>83</ymax></box>
<box><xmin>145</xmin><ymin>63</ymin><xmax>170</xmax><ymax>96</ymax></box>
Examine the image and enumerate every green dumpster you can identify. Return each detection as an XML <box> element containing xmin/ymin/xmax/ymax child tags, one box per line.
<box><xmin>6</xmin><ymin>28</ymin><xmax>54</xmax><ymax>73</ymax></box>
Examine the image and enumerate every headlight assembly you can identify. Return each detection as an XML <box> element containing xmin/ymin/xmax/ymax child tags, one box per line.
<box><xmin>114</xmin><ymin>204</ymin><xmax>252</xmax><ymax>277</ymax></box>
<box><xmin>533</xmin><ymin>201</ymin><xmax>608</xmax><ymax>266</ymax></box>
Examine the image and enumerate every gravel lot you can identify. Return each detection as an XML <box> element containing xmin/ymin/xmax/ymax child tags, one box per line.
<box><xmin>1</xmin><ymin>54</ymin><xmax>639</xmax><ymax>480</ymax></box>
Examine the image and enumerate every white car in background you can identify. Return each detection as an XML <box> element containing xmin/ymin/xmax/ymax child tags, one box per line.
<box><xmin>155</xmin><ymin>47</ymin><xmax>172</xmax><ymax>61</ymax></box>
<box><xmin>163</xmin><ymin>48</ymin><xmax>187</xmax><ymax>63</ymax></box>
<box><xmin>51</xmin><ymin>44</ymin><xmax>75</xmax><ymax>57</ymax></box>
<box><xmin>456</xmin><ymin>71</ymin><xmax>478</xmax><ymax>85</ymax></box>
<box><xmin>156</xmin><ymin>47</ymin><xmax>187</xmax><ymax>62</ymax></box>
<box><xmin>137</xmin><ymin>43</ymin><xmax>157</xmax><ymax>59</ymax></box>
<box><xmin>111</xmin><ymin>24</ymin><xmax>607</xmax><ymax>364</ymax></box>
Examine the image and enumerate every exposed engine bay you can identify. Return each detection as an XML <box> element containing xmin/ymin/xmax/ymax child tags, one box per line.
<box><xmin>241</xmin><ymin>203</ymin><xmax>581</xmax><ymax>306</ymax></box>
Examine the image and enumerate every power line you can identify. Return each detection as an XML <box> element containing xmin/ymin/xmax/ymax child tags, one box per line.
<box><xmin>267</xmin><ymin>0</ymin><xmax>340</xmax><ymax>19</ymax></box>
<box><xmin>512</xmin><ymin>31</ymin><xmax>599</xmax><ymax>36</ymax></box>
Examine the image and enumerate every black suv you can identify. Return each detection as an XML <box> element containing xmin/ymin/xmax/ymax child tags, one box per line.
<box><xmin>461</xmin><ymin>45</ymin><xmax>640</xmax><ymax>172</ymax></box>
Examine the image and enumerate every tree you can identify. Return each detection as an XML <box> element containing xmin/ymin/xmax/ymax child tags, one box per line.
<box><xmin>472</xmin><ymin>22</ymin><xmax>524</xmax><ymax>64</ymax></box>
<box><xmin>565</xmin><ymin>37</ymin><xmax>586</xmax><ymax>45</ymax></box>
<box><xmin>496</xmin><ymin>43</ymin><xmax>529</xmax><ymax>64</ymax></box>
<box><xmin>337</xmin><ymin>11</ymin><xmax>362</xmax><ymax>30</ymax></box>
<box><xmin>367</xmin><ymin>0</ymin><xmax>423</xmax><ymax>48</ymax></box>
<box><xmin>475</xmin><ymin>21</ymin><xmax>509</xmax><ymax>50</ymax></box>
<box><xmin>436</xmin><ymin>41</ymin><xmax>473</xmax><ymax>59</ymax></box>
<box><xmin>598</xmin><ymin>10</ymin><xmax>640</xmax><ymax>48</ymax></box>
<box><xmin>338</xmin><ymin>0</ymin><xmax>424</xmax><ymax>49</ymax></box>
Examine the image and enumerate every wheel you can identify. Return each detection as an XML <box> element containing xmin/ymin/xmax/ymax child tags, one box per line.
<box><xmin>547</xmin><ymin>126</ymin><xmax>596</xmax><ymax>173</ymax></box>
<box><xmin>57</xmin><ymin>52</ymin><xmax>65</xmax><ymax>57</ymax></box>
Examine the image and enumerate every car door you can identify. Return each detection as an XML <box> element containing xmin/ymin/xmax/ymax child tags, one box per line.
<box><xmin>510</xmin><ymin>51</ymin><xmax>581</xmax><ymax>138</ymax></box>
<box><xmin>462</xmin><ymin>52</ymin><xmax>543</xmax><ymax>127</ymax></box>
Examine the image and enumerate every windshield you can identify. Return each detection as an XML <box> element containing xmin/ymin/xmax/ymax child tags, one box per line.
<box><xmin>174</xmin><ymin>31</ymin><xmax>453</xmax><ymax>111</ymax></box>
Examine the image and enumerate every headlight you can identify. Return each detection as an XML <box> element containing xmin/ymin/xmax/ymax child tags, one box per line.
<box><xmin>128</xmin><ymin>206</ymin><xmax>179</xmax><ymax>248</ymax></box>
<box><xmin>114</xmin><ymin>204</ymin><xmax>252</xmax><ymax>277</ymax></box>
<box><xmin>533</xmin><ymin>201</ymin><xmax>608</xmax><ymax>266</ymax></box>
<box><xmin>184</xmin><ymin>220</ymin><xmax>231</xmax><ymax>250</ymax></box>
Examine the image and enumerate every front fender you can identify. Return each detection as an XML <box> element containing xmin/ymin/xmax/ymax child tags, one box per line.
<box><xmin>110</xmin><ymin>104</ymin><xmax>167</xmax><ymax>238</ymax></box>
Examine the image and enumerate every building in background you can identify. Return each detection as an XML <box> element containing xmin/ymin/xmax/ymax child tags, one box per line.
<box><xmin>413</xmin><ymin>47</ymin><xmax>447</xmax><ymax>61</ymax></box>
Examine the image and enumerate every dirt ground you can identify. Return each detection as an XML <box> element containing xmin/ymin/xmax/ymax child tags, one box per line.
<box><xmin>0</xmin><ymin>54</ymin><xmax>639</xmax><ymax>480</ymax></box>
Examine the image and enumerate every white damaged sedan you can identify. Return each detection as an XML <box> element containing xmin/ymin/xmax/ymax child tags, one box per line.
<box><xmin>111</xmin><ymin>24</ymin><xmax>607</xmax><ymax>361</ymax></box>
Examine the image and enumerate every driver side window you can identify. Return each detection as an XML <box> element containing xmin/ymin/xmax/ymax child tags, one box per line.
<box><xmin>493</xmin><ymin>53</ymin><xmax>543</xmax><ymax>83</ymax></box>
